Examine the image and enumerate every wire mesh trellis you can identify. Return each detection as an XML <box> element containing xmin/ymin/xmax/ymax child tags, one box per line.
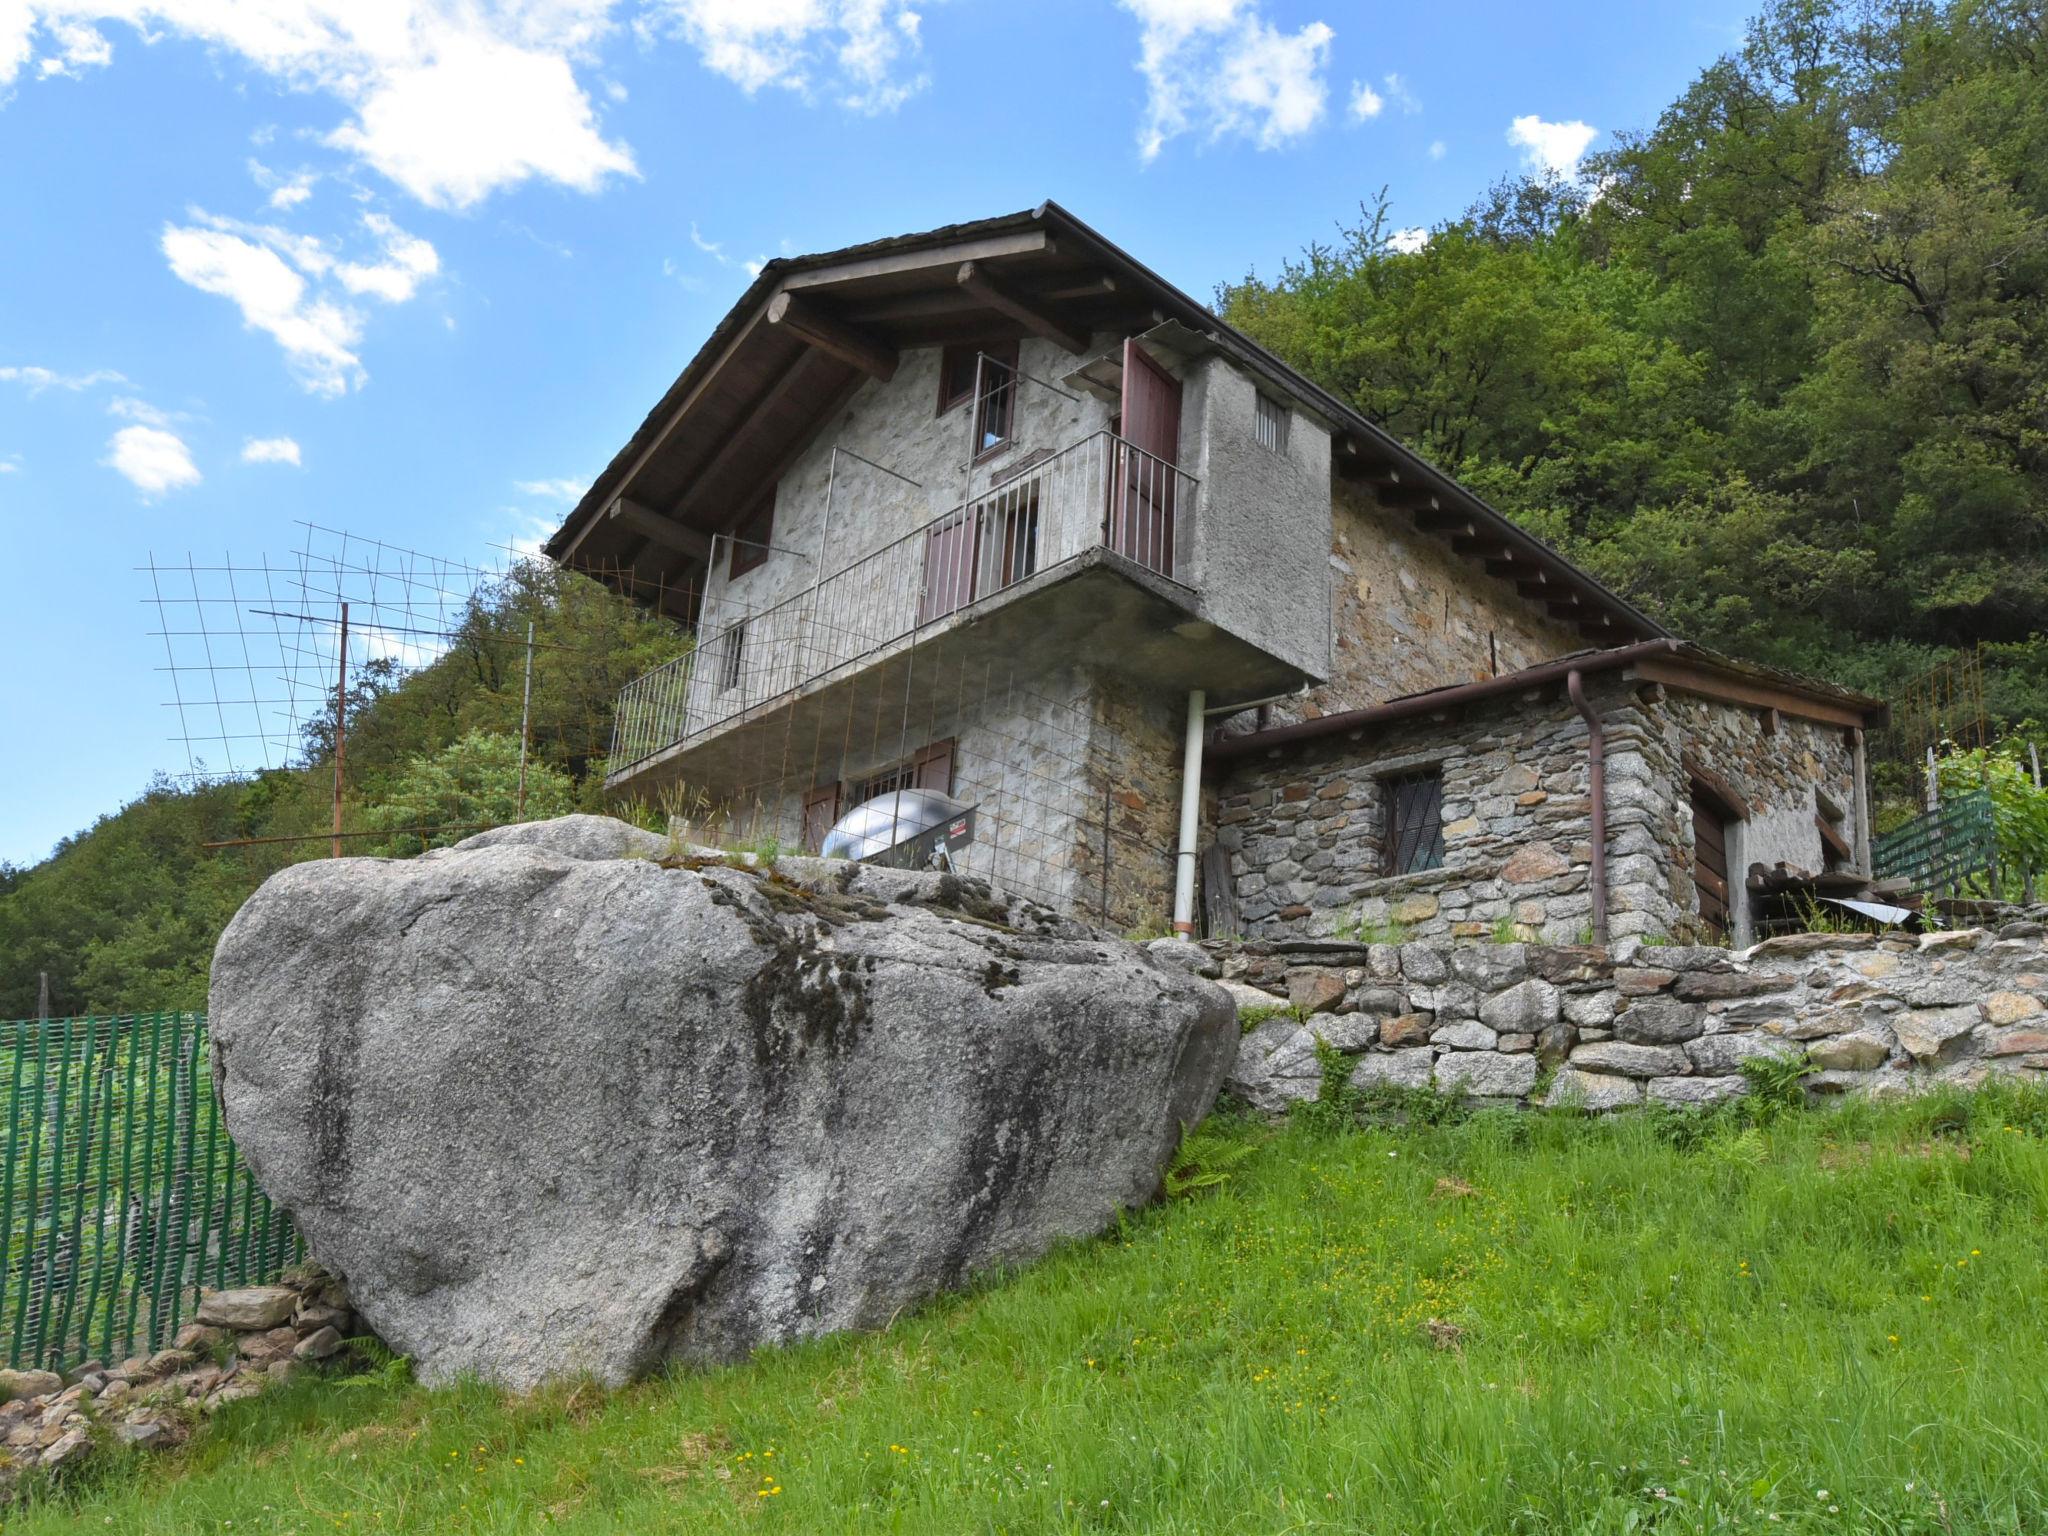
<box><xmin>0</xmin><ymin>1013</ymin><xmax>300</xmax><ymax>1374</ymax></box>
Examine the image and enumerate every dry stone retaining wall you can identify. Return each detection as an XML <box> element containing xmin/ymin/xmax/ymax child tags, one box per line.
<box><xmin>1175</xmin><ymin>923</ymin><xmax>2048</xmax><ymax>1113</ymax></box>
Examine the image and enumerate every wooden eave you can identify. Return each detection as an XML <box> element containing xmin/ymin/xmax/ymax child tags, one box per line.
<box><xmin>546</xmin><ymin>201</ymin><xmax>1669</xmax><ymax>644</ymax></box>
<box><xmin>1625</xmin><ymin>656</ymin><xmax>1879</xmax><ymax>731</ymax></box>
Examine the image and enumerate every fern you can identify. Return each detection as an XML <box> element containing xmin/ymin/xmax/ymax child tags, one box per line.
<box><xmin>1166</xmin><ymin>1120</ymin><xmax>1262</xmax><ymax>1198</ymax></box>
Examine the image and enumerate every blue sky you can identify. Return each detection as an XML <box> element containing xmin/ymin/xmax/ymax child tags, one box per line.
<box><xmin>0</xmin><ymin>0</ymin><xmax>1754</xmax><ymax>866</ymax></box>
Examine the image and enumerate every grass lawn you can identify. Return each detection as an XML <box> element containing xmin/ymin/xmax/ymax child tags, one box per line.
<box><xmin>10</xmin><ymin>1086</ymin><xmax>2048</xmax><ymax>1535</ymax></box>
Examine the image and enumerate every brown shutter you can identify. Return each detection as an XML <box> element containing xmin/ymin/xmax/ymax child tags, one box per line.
<box><xmin>802</xmin><ymin>783</ymin><xmax>841</xmax><ymax>852</ymax></box>
<box><xmin>912</xmin><ymin>739</ymin><xmax>955</xmax><ymax>794</ymax></box>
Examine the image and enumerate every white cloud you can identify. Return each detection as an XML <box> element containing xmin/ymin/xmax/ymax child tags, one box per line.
<box><xmin>513</xmin><ymin>476</ymin><xmax>588</xmax><ymax>502</ymax></box>
<box><xmin>685</xmin><ymin>220</ymin><xmax>766</xmax><ymax>278</ymax></box>
<box><xmin>108</xmin><ymin>395</ymin><xmax>177</xmax><ymax>426</ymax></box>
<box><xmin>1347</xmin><ymin>80</ymin><xmax>1381</xmax><ymax>121</ymax></box>
<box><xmin>5</xmin><ymin>4</ymin><xmax>637</xmax><ymax>210</ymax></box>
<box><xmin>1507</xmin><ymin>114</ymin><xmax>1598</xmax><ymax>177</ymax></box>
<box><xmin>161</xmin><ymin>221</ymin><xmax>365</xmax><ymax>396</ymax></box>
<box><xmin>1388</xmin><ymin>225</ymin><xmax>1428</xmax><ymax>254</ymax></box>
<box><xmin>1120</xmin><ymin>0</ymin><xmax>1335</xmax><ymax>161</ymax></box>
<box><xmin>1380</xmin><ymin>71</ymin><xmax>1419</xmax><ymax>114</ymax></box>
<box><xmin>0</xmin><ymin>363</ymin><xmax>124</xmax><ymax>393</ymax></box>
<box><xmin>242</xmin><ymin>435</ymin><xmax>302</xmax><ymax>465</ymax></box>
<box><xmin>505</xmin><ymin>508</ymin><xmax>557</xmax><ymax>558</ymax></box>
<box><xmin>1427</xmin><ymin>138</ymin><xmax>1446</xmax><ymax>161</ymax></box>
<box><xmin>644</xmin><ymin>0</ymin><xmax>929</xmax><ymax>113</ymax></box>
<box><xmin>161</xmin><ymin>209</ymin><xmax>440</xmax><ymax>392</ymax></box>
<box><xmin>334</xmin><ymin>213</ymin><xmax>440</xmax><ymax>302</ymax></box>
<box><xmin>0</xmin><ymin>455</ymin><xmax>20</xmax><ymax>474</ymax></box>
<box><xmin>105</xmin><ymin>424</ymin><xmax>200</xmax><ymax>497</ymax></box>
<box><xmin>250</xmin><ymin>159</ymin><xmax>318</xmax><ymax>211</ymax></box>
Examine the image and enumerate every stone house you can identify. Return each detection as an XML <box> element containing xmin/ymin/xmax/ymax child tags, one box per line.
<box><xmin>546</xmin><ymin>203</ymin><xmax>1885</xmax><ymax>939</ymax></box>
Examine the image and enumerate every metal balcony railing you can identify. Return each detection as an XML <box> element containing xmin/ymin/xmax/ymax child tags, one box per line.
<box><xmin>609</xmin><ymin>429</ymin><xmax>1198</xmax><ymax>773</ymax></box>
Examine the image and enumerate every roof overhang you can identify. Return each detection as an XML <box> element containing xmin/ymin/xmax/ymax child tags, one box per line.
<box><xmin>1207</xmin><ymin>639</ymin><xmax>1888</xmax><ymax>762</ymax></box>
<box><xmin>545</xmin><ymin>201</ymin><xmax>1667</xmax><ymax>644</ymax></box>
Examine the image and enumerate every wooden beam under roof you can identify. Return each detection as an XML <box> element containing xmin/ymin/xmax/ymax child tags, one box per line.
<box><xmin>670</xmin><ymin>348</ymin><xmax>819</xmax><ymax>520</ymax></box>
<box><xmin>607</xmin><ymin>497</ymin><xmax>711</xmax><ymax>560</ymax></box>
<box><xmin>955</xmin><ymin>261</ymin><xmax>1091</xmax><ymax>354</ymax></box>
<box><xmin>766</xmin><ymin>292</ymin><xmax>899</xmax><ymax>380</ymax></box>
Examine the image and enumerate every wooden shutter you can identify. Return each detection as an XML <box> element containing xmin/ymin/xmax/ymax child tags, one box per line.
<box><xmin>802</xmin><ymin>783</ymin><xmax>841</xmax><ymax>853</ymax></box>
<box><xmin>1691</xmin><ymin>789</ymin><xmax>1731</xmax><ymax>937</ymax></box>
<box><xmin>912</xmin><ymin>739</ymin><xmax>955</xmax><ymax>795</ymax></box>
<box><xmin>918</xmin><ymin>512</ymin><xmax>979</xmax><ymax>624</ymax></box>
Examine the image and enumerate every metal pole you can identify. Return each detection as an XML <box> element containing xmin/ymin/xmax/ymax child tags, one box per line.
<box><xmin>1172</xmin><ymin>688</ymin><xmax>1206</xmax><ymax>935</ymax></box>
<box><xmin>517</xmin><ymin>620</ymin><xmax>535</xmax><ymax>818</ymax></box>
<box><xmin>331</xmin><ymin>601</ymin><xmax>349</xmax><ymax>859</ymax></box>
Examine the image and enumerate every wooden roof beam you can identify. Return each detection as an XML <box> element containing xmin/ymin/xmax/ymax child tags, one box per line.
<box><xmin>956</xmin><ymin>261</ymin><xmax>1091</xmax><ymax>354</ymax></box>
<box><xmin>672</xmin><ymin>349</ymin><xmax>818</xmax><ymax>519</ymax></box>
<box><xmin>781</xmin><ymin>229</ymin><xmax>1054</xmax><ymax>292</ymax></box>
<box><xmin>608</xmin><ymin>497</ymin><xmax>711</xmax><ymax>560</ymax></box>
<box><xmin>766</xmin><ymin>291</ymin><xmax>898</xmax><ymax>380</ymax></box>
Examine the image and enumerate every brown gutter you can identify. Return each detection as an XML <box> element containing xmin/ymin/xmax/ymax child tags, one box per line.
<box><xmin>1567</xmin><ymin>667</ymin><xmax>1609</xmax><ymax>948</ymax></box>
<box><xmin>1206</xmin><ymin>640</ymin><xmax>1684</xmax><ymax>761</ymax></box>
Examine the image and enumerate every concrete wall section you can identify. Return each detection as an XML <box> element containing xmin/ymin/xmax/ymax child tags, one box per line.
<box><xmin>1181</xmin><ymin>355</ymin><xmax>1333</xmax><ymax>683</ymax></box>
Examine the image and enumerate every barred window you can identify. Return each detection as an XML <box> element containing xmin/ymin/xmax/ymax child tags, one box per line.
<box><xmin>715</xmin><ymin>620</ymin><xmax>746</xmax><ymax>693</ymax></box>
<box><xmin>1254</xmin><ymin>393</ymin><xmax>1289</xmax><ymax>453</ymax></box>
<box><xmin>1382</xmin><ymin>770</ymin><xmax>1445</xmax><ymax>875</ymax></box>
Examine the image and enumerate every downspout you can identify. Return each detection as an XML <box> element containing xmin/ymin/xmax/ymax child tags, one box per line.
<box><xmin>1172</xmin><ymin>689</ymin><xmax>1207</xmax><ymax>935</ymax></box>
<box><xmin>1567</xmin><ymin>669</ymin><xmax>1609</xmax><ymax>948</ymax></box>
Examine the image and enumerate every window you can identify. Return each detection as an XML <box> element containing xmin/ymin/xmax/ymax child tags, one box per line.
<box><xmin>714</xmin><ymin>619</ymin><xmax>746</xmax><ymax>693</ymax></box>
<box><xmin>728</xmin><ymin>494</ymin><xmax>774</xmax><ymax>578</ymax></box>
<box><xmin>939</xmin><ymin>341</ymin><xmax>1019</xmax><ymax>458</ymax></box>
<box><xmin>1382</xmin><ymin>770</ymin><xmax>1445</xmax><ymax>875</ymax></box>
<box><xmin>1254</xmin><ymin>393</ymin><xmax>1290</xmax><ymax>454</ymax></box>
<box><xmin>849</xmin><ymin>740</ymin><xmax>955</xmax><ymax>805</ymax></box>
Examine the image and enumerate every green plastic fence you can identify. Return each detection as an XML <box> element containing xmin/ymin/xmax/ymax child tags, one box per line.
<box><xmin>1872</xmin><ymin>789</ymin><xmax>1997</xmax><ymax>901</ymax></box>
<box><xmin>0</xmin><ymin>1013</ymin><xmax>301</xmax><ymax>1373</ymax></box>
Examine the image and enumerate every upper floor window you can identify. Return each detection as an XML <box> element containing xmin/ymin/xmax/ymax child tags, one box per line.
<box><xmin>1382</xmin><ymin>769</ymin><xmax>1446</xmax><ymax>875</ymax></box>
<box><xmin>728</xmin><ymin>493</ymin><xmax>774</xmax><ymax>578</ymax></box>
<box><xmin>1254</xmin><ymin>393</ymin><xmax>1290</xmax><ymax>454</ymax></box>
<box><xmin>939</xmin><ymin>341</ymin><xmax>1019</xmax><ymax>459</ymax></box>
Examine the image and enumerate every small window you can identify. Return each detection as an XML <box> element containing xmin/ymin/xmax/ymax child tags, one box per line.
<box><xmin>939</xmin><ymin>341</ymin><xmax>1019</xmax><ymax>457</ymax></box>
<box><xmin>715</xmin><ymin>620</ymin><xmax>746</xmax><ymax>693</ymax></box>
<box><xmin>1254</xmin><ymin>393</ymin><xmax>1289</xmax><ymax>454</ymax></box>
<box><xmin>728</xmin><ymin>495</ymin><xmax>773</xmax><ymax>578</ymax></box>
<box><xmin>1382</xmin><ymin>770</ymin><xmax>1445</xmax><ymax>875</ymax></box>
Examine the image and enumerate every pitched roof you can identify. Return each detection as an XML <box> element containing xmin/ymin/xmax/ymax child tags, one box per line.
<box><xmin>1207</xmin><ymin>639</ymin><xmax>1887</xmax><ymax>762</ymax></box>
<box><xmin>545</xmin><ymin>201</ymin><xmax>1666</xmax><ymax>644</ymax></box>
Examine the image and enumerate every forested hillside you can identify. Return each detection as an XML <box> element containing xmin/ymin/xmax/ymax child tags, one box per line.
<box><xmin>0</xmin><ymin>565</ymin><xmax>684</xmax><ymax>1019</ymax></box>
<box><xmin>6</xmin><ymin>0</ymin><xmax>2045</xmax><ymax>1016</ymax></box>
<box><xmin>1222</xmin><ymin>0</ymin><xmax>2048</xmax><ymax>719</ymax></box>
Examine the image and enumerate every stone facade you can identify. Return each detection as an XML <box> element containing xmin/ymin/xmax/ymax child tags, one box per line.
<box><xmin>1292</xmin><ymin>478</ymin><xmax>1582</xmax><ymax>722</ymax></box>
<box><xmin>1186</xmin><ymin>924</ymin><xmax>2048</xmax><ymax>1114</ymax></box>
<box><xmin>1213</xmin><ymin>676</ymin><xmax>1865</xmax><ymax>947</ymax></box>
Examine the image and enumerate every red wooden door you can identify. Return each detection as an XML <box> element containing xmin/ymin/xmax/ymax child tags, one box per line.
<box><xmin>1691</xmin><ymin>789</ymin><xmax>1731</xmax><ymax>938</ymax></box>
<box><xmin>802</xmin><ymin>783</ymin><xmax>841</xmax><ymax>852</ymax></box>
<box><xmin>912</xmin><ymin>739</ymin><xmax>955</xmax><ymax>794</ymax></box>
<box><xmin>1112</xmin><ymin>341</ymin><xmax>1182</xmax><ymax>575</ymax></box>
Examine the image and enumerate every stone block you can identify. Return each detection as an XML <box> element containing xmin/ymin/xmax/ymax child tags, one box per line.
<box><xmin>1648</xmin><ymin>1075</ymin><xmax>1749</xmax><ymax>1106</ymax></box>
<box><xmin>1673</xmin><ymin>972</ymin><xmax>1796</xmax><ymax>1002</ymax></box>
<box><xmin>1391</xmin><ymin>893</ymin><xmax>1441</xmax><ymax>924</ymax></box>
<box><xmin>1435</xmin><ymin>1051</ymin><xmax>1539</xmax><ymax>1099</ymax></box>
<box><xmin>1685</xmin><ymin>1030</ymin><xmax>1799</xmax><ymax>1074</ymax></box>
<box><xmin>1398</xmin><ymin>944</ymin><xmax>1449</xmax><ymax>984</ymax></box>
<box><xmin>1478</xmin><ymin>978</ymin><xmax>1560</xmax><ymax>1033</ymax></box>
<box><xmin>1987</xmin><ymin>1028</ymin><xmax>2048</xmax><ymax>1057</ymax></box>
<box><xmin>1544</xmin><ymin>1070</ymin><xmax>1644</xmax><ymax>1111</ymax></box>
<box><xmin>1807</xmin><ymin>1032</ymin><xmax>1891</xmax><ymax>1072</ymax></box>
<box><xmin>1617</xmin><ymin>967</ymin><xmax>1677</xmax><ymax>996</ymax></box>
<box><xmin>1569</xmin><ymin>1040</ymin><xmax>1689</xmax><ymax>1078</ymax></box>
<box><xmin>1500</xmin><ymin>844</ymin><xmax>1571</xmax><ymax>884</ymax></box>
<box><xmin>1615</xmin><ymin>999</ymin><xmax>1704</xmax><ymax>1046</ymax></box>
<box><xmin>1287</xmin><ymin>969</ymin><xmax>1348</xmax><ymax>1015</ymax></box>
<box><xmin>1562</xmin><ymin>989</ymin><xmax>1618</xmax><ymax>1028</ymax></box>
<box><xmin>196</xmin><ymin>1286</ymin><xmax>298</xmax><ymax>1331</ymax></box>
<box><xmin>1892</xmin><ymin>1007</ymin><xmax>1979</xmax><ymax>1063</ymax></box>
<box><xmin>1450</xmin><ymin>945</ymin><xmax>1528</xmax><ymax>990</ymax></box>
<box><xmin>1348</xmin><ymin>1050</ymin><xmax>1436</xmax><ymax>1091</ymax></box>
<box><xmin>1311</xmin><ymin>1012</ymin><xmax>1379</xmax><ymax>1053</ymax></box>
<box><xmin>1983</xmin><ymin>991</ymin><xmax>2044</xmax><ymax>1026</ymax></box>
<box><xmin>1432</xmin><ymin>1020</ymin><xmax>1499</xmax><ymax>1051</ymax></box>
<box><xmin>1379</xmin><ymin>1012</ymin><xmax>1434</xmax><ymax>1048</ymax></box>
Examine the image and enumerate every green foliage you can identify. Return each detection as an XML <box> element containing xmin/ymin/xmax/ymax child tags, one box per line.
<box><xmin>1163</xmin><ymin>1116</ymin><xmax>1263</xmax><ymax>1198</ymax></box>
<box><xmin>1740</xmin><ymin>1051</ymin><xmax>1820</xmax><ymax>1122</ymax></box>
<box><xmin>364</xmin><ymin>731</ymin><xmax>576</xmax><ymax>857</ymax></box>
<box><xmin>1220</xmin><ymin>0</ymin><xmax>2048</xmax><ymax>711</ymax></box>
<box><xmin>1332</xmin><ymin>910</ymin><xmax>1408</xmax><ymax>944</ymax></box>
<box><xmin>1936</xmin><ymin>740</ymin><xmax>2048</xmax><ymax>897</ymax></box>
<box><xmin>0</xmin><ymin>567</ymin><xmax>686</xmax><ymax>1016</ymax></box>
<box><xmin>28</xmin><ymin>1090</ymin><xmax>2048</xmax><ymax>1533</ymax></box>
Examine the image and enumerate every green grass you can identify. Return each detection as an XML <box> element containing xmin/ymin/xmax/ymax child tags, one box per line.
<box><xmin>15</xmin><ymin>1087</ymin><xmax>2048</xmax><ymax>1534</ymax></box>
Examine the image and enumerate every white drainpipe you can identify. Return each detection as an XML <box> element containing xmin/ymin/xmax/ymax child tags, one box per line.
<box><xmin>1172</xmin><ymin>688</ymin><xmax>1207</xmax><ymax>935</ymax></box>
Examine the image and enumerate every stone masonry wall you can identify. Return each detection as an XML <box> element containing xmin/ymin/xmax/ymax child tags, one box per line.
<box><xmin>1193</xmin><ymin>924</ymin><xmax>2048</xmax><ymax>1114</ymax></box>
<box><xmin>1213</xmin><ymin>680</ymin><xmax>1864</xmax><ymax>948</ymax></box>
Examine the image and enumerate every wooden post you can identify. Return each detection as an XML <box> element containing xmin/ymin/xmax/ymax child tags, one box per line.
<box><xmin>517</xmin><ymin>621</ymin><xmax>535</xmax><ymax>818</ymax></box>
<box><xmin>36</xmin><ymin>972</ymin><xmax>49</xmax><ymax>1022</ymax></box>
<box><xmin>332</xmin><ymin>602</ymin><xmax>349</xmax><ymax>859</ymax></box>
